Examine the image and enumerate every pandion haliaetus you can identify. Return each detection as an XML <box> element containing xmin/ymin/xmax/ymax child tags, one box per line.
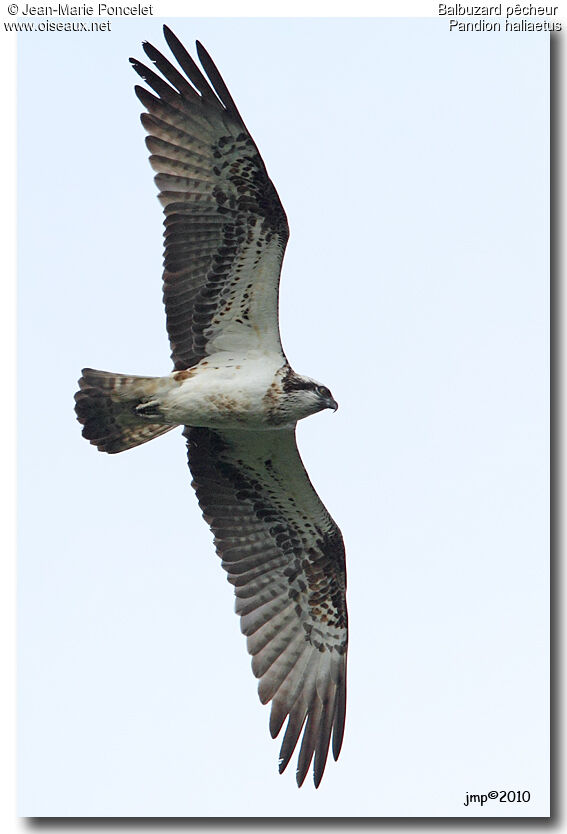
<box><xmin>74</xmin><ymin>26</ymin><xmax>348</xmax><ymax>788</ymax></box>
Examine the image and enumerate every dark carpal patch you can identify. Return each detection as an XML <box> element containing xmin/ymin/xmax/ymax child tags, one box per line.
<box><xmin>186</xmin><ymin>425</ymin><xmax>347</xmax><ymax>642</ymax></box>
<box><xmin>184</xmin><ymin>424</ymin><xmax>347</xmax><ymax>786</ymax></box>
<box><xmin>126</xmin><ymin>30</ymin><xmax>348</xmax><ymax>789</ymax></box>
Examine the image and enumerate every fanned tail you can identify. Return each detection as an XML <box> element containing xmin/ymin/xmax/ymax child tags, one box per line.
<box><xmin>74</xmin><ymin>368</ymin><xmax>175</xmax><ymax>454</ymax></box>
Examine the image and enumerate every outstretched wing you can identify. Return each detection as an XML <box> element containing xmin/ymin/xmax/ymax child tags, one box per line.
<box><xmin>131</xmin><ymin>27</ymin><xmax>290</xmax><ymax>370</ymax></box>
<box><xmin>185</xmin><ymin>426</ymin><xmax>348</xmax><ymax>788</ymax></box>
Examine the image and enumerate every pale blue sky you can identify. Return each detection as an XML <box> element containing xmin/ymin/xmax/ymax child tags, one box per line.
<box><xmin>18</xmin><ymin>18</ymin><xmax>549</xmax><ymax>816</ymax></box>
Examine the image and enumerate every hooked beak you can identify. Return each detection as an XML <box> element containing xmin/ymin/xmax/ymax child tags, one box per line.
<box><xmin>327</xmin><ymin>397</ymin><xmax>339</xmax><ymax>413</ymax></box>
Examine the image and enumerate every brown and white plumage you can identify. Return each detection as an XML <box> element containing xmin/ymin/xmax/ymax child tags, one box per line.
<box><xmin>75</xmin><ymin>27</ymin><xmax>348</xmax><ymax>788</ymax></box>
<box><xmin>131</xmin><ymin>28</ymin><xmax>289</xmax><ymax>369</ymax></box>
<box><xmin>186</xmin><ymin>427</ymin><xmax>347</xmax><ymax>787</ymax></box>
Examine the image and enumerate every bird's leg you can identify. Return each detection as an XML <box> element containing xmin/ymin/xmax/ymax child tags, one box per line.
<box><xmin>135</xmin><ymin>399</ymin><xmax>162</xmax><ymax>419</ymax></box>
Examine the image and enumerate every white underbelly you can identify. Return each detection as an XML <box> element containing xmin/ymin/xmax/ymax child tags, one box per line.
<box><xmin>159</xmin><ymin>356</ymin><xmax>283</xmax><ymax>428</ymax></box>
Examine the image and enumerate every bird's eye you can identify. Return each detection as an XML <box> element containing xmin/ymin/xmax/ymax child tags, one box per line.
<box><xmin>316</xmin><ymin>385</ymin><xmax>330</xmax><ymax>398</ymax></box>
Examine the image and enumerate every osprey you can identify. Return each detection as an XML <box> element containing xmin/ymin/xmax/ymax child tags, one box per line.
<box><xmin>74</xmin><ymin>27</ymin><xmax>348</xmax><ymax>788</ymax></box>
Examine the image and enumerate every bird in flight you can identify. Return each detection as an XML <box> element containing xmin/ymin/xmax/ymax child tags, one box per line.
<box><xmin>74</xmin><ymin>26</ymin><xmax>348</xmax><ymax>788</ymax></box>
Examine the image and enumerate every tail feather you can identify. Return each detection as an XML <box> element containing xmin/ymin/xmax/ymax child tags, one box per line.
<box><xmin>75</xmin><ymin>368</ymin><xmax>175</xmax><ymax>454</ymax></box>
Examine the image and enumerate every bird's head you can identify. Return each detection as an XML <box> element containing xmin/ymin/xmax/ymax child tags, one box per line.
<box><xmin>279</xmin><ymin>371</ymin><xmax>338</xmax><ymax>422</ymax></box>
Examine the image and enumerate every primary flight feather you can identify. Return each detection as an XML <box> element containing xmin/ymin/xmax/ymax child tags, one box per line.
<box><xmin>74</xmin><ymin>26</ymin><xmax>348</xmax><ymax>788</ymax></box>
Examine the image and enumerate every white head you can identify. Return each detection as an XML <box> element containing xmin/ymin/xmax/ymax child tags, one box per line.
<box><xmin>278</xmin><ymin>370</ymin><xmax>338</xmax><ymax>423</ymax></box>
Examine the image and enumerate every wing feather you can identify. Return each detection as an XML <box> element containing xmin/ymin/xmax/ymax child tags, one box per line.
<box><xmin>250</xmin><ymin>619</ymin><xmax>301</xmax><ymax>678</ymax></box>
<box><xmin>163</xmin><ymin>26</ymin><xmax>221</xmax><ymax>107</ymax></box>
<box><xmin>131</xmin><ymin>58</ymin><xmax>185</xmax><ymax>108</ymax></box>
<box><xmin>140</xmin><ymin>112</ymin><xmax>213</xmax><ymax>157</ymax></box>
<box><xmin>268</xmin><ymin>647</ymin><xmax>314</xmax><ymax>738</ymax></box>
<box><xmin>296</xmin><ymin>681</ymin><xmax>323</xmax><ymax>787</ymax></box>
<box><xmin>240</xmin><ymin>596</ymin><xmax>294</xmax><ymax>638</ymax></box>
<box><xmin>332</xmin><ymin>679</ymin><xmax>347</xmax><ymax>761</ymax></box>
<box><xmin>142</xmin><ymin>41</ymin><xmax>200</xmax><ymax>100</ymax></box>
<box><xmin>234</xmin><ymin>583</ymin><xmax>283</xmax><ymax>615</ymax></box>
<box><xmin>312</xmin><ymin>676</ymin><xmax>336</xmax><ymax>788</ymax></box>
<box><xmin>195</xmin><ymin>40</ymin><xmax>245</xmax><ymax>123</ymax></box>
<box><xmin>186</xmin><ymin>426</ymin><xmax>348</xmax><ymax>787</ymax></box>
<box><xmin>132</xmin><ymin>28</ymin><xmax>289</xmax><ymax>370</ymax></box>
<box><xmin>277</xmin><ymin>658</ymin><xmax>317</xmax><ymax>775</ymax></box>
<box><xmin>258</xmin><ymin>635</ymin><xmax>310</xmax><ymax>705</ymax></box>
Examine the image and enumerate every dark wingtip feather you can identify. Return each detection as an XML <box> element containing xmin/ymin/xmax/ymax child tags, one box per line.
<box><xmin>142</xmin><ymin>40</ymin><xmax>164</xmax><ymax>68</ymax></box>
<box><xmin>142</xmin><ymin>40</ymin><xmax>199</xmax><ymax>100</ymax></box>
<box><xmin>294</xmin><ymin>702</ymin><xmax>321</xmax><ymax>788</ymax></box>
<box><xmin>130</xmin><ymin>56</ymin><xmax>144</xmax><ymax>75</ymax></box>
<box><xmin>161</xmin><ymin>25</ymin><xmax>217</xmax><ymax>103</ymax></box>
<box><xmin>130</xmin><ymin>57</ymin><xmax>181</xmax><ymax>105</ymax></box>
<box><xmin>331</xmin><ymin>687</ymin><xmax>346</xmax><ymax>761</ymax></box>
<box><xmin>312</xmin><ymin>693</ymin><xmax>335</xmax><ymax>788</ymax></box>
<box><xmin>195</xmin><ymin>39</ymin><xmax>244</xmax><ymax>124</ymax></box>
<box><xmin>278</xmin><ymin>705</ymin><xmax>307</xmax><ymax>776</ymax></box>
<box><xmin>131</xmin><ymin>59</ymin><xmax>158</xmax><ymax>91</ymax></box>
<box><xmin>296</xmin><ymin>767</ymin><xmax>309</xmax><ymax>788</ymax></box>
<box><xmin>161</xmin><ymin>25</ymin><xmax>188</xmax><ymax>57</ymax></box>
<box><xmin>133</xmin><ymin>84</ymin><xmax>160</xmax><ymax>110</ymax></box>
